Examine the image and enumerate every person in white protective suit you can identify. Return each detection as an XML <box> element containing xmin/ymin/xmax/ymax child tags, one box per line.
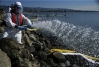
<box><xmin>0</xmin><ymin>1</ymin><xmax>32</xmax><ymax>44</ymax></box>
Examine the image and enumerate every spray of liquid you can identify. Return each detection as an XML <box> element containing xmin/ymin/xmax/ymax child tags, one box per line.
<box><xmin>32</xmin><ymin>19</ymin><xmax>99</xmax><ymax>57</ymax></box>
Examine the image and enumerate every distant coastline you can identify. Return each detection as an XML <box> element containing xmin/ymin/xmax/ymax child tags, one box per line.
<box><xmin>0</xmin><ymin>5</ymin><xmax>99</xmax><ymax>13</ymax></box>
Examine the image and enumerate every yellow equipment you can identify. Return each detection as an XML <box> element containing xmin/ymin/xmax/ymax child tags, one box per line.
<box><xmin>50</xmin><ymin>48</ymin><xmax>99</xmax><ymax>61</ymax></box>
<box><xmin>50</xmin><ymin>49</ymin><xmax>76</xmax><ymax>53</ymax></box>
<box><xmin>27</xmin><ymin>28</ymin><xmax>39</xmax><ymax>32</ymax></box>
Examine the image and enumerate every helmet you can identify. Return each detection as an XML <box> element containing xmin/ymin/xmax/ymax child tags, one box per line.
<box><xmin>14</xmin><ymin>2</ymin><xmax>22</xmax><ymax>8</ymax></box>
<box><xmin>14</xmin><ymin>2</ymin><xmax>23</xmax><ymax>13</ymax></box>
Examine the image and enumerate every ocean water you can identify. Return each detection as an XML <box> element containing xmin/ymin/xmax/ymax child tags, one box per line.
<box><xmin>24</xmin><ymin>12</ymin><xmax>99</xmax><ymax>31</ymax></box>
<box><xmin>66</xmin><ymin>12</ymin><xmax>99</xmax><ymax>31</ymax></box>
<box><xmin>26</xmin><ymin>12</ymin><xmax>99</xmax><ymax>58</ymax></box>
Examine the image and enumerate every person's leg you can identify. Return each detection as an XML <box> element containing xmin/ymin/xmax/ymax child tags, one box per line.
<box><xmin>14</xmin><ymin>32</ymin><xmax>22</xmax><ymax>44</ymax></box>
<box><xmin>12</xmin><ymin>32</ymin><xmax>24</xmax><ymax>48</ymax></box>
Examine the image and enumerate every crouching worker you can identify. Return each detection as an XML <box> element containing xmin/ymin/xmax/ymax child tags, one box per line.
<box><xmin>0</xmin><ymin>1</ymin><xmax>32</xmax><ymax>44</ymax></box>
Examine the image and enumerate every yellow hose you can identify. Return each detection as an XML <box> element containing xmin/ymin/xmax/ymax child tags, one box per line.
<box><xmin>50</xmin><ymin>49</ymin><xmax>76</xmax><ymax>53</ymax></box>
<box><xmin>50</xmin><ymin>49</ymin><xmax>99</xmax><ymax>61</ymax></box>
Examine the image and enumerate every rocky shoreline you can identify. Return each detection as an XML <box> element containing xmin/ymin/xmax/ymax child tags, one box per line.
<box><xmin>0</xmin><ymin>13</ymin><xmax>99</xmax><ymax>67</ymax></box>
<box><xmin>0</xmin><ymin>14</ymin><xmax>68</xmax><ymax>67</ymax></box>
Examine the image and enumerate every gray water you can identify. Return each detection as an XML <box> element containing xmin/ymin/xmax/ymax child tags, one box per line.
<box><xmin>66</xmin><ymin>12</ymin><xmax>99</xmax><ymax>31</ymax></box>
<box><xmin>26</xmin><ymin>12</ymin><xmax>99</xmax><ymax>57</ymax></box>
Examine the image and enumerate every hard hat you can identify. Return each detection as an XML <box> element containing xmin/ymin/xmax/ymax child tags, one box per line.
<box><xmin>14</xmin><ymin>2</ymin><xmax>22</xmax><ymax>8</ymax></box>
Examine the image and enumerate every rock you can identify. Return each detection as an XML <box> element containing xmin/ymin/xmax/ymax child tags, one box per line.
<box><xmin>42</xmin><ymin>47</ymin><xmax>50</xmax><ymax>54</ymax></box>
<box><xmin>53</xmin><ymin>52</ymin><xmax>66</xmax><ymax>63</ymax></box>
<box><xmin>33</xmin><ymin>41</ymin><xmax>42</xmax><ymax>51</ymax></box>
<box><xmin>0</xmin><ymin>13</ymin><xmax>6</xmax><ymax>26</ymax></box>
<box><xmin>32</xmin><ymin>60</ymin><xmax>40</xmax><ymax>67</ymax></box>
<box><xmin>28</xmin><ymin>45</ymin><xmax>35</xmax><ymax>53</ymax></box>
<box><xmin>59</xmin><ymin>63</ymin><xmax>66</xmax><ymax>67</ymax></box>
<box><xmin>0</xmin><ymin>38</ymin><xmax>24</xmax><ymax>53</ymax></box>
<box><xmin>0</xmin><ymin>20</ymin><xmax>5</xmax><ymax>33</ymax></box>
<box><xmin>0</xmin><ymin>49</ymin><xmax>11</xmax><ymax>67</ymax></box>
<box><xmin>65</xmin><ymin>61</ymin><xmax>71</xmax><ymax>66</ymax></box>
<box><xmin>0</xmin><ymin>27</ymin><xmax>4</xmax><ymax>33</ymax></box>
<box><xmin>23</xmin><ymin>33</ymin><xmax>33</xmax><ymax>46</ymax></box>
<box><xmin>40</xmin><ymin>61</ymin><xmax>49</xmax><ymax>67</ymax></box>
<box><xmin>0</xmin><ymin>38</ymin><xmax>25</xmax><ymax>67</ymax></box>
<box><xmin>38</xmin><ymin>51</ymin><xmax>47</xmax><ymax>61</ymax></box>
<box><xmin>21</xmin><ymin>49</ymin><xmax>30</xmax><ymax>59</ymax></box>
<box><xmin>0</xmin><ymin>20</ymin><xmax>2</xmax><ymax>23</ymax></box>
<box><xmin>0</xmin><ymin>33</ymin><xmax>2</xmax><ymax>37</ymax></box>
<box><xmin>0</xmin><ymin>38</ymin><xmax>24</xmax><ymax>48</ymax></box>
<box><xmin>44</xmin><ymin>39</ymin><xmax>51</xmax><ymax>49</ymax></box>
<box><xmin>29</xmin><ymin>34</ymin><xmax>37</xmax><ymax>41</ymax></box>
<box><xmin>48</xmin><ymin>52</ymin><xmax>66</xmax><ymax>63</ymax></box>
<box><xmin>20</xmin><ymin>58</ymin><xmax>33</xmax><ymax>67</ymax></box>
<box><xmin>13</xmin><ymin>57</ymin><xmax>33</xmax><ymax>67</ymax></box>
<box><xmin>0</xmin><ymin>20</ymin><xmax>6</xmax><ymax>27</ymax></box>
<box><xmin>46</xmin><ymin>58</ymin><xmax>57</xmax><ymax>67</ymax></box>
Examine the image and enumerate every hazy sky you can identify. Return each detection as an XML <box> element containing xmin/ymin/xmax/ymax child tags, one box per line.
<box><xmin>0</xmin><ymin>0</ymin><xmax>99</xmax><ymax>11</ymax></box>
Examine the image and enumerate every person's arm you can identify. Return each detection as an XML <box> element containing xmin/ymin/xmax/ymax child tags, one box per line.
<box><xmin>5</xmin><ymin>13</ymin><xmax>16</xmax><ymax>28</ymax></box>
<box><xmin>22</xmin><ymin>14</ymin><xmax>32</xmax><ymax>27</ymax></box>
<box><xmin>22</xmin><ymin>14</ymin><xmax>39</xmax><ymax>31</ymax></box>
<box><xmin>8</xmin><ymin>7</ymin><xmax>11</xmax><ymax>13</ymax></box>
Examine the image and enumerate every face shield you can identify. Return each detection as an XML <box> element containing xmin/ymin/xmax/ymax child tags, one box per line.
<box><xmin>14</xmin><ymin>2</ymin><xmax>23</xmax><ymax>14</ymax></box>
<box><xmin>16</xmin><ymin>7</ymin><xmax>23</xmax><ymax>14</ymax></box>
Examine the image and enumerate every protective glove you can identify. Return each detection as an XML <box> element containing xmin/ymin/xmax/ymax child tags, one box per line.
<box><xmin>26</xmin><ymin>24</ymin><xmax>31</xmax><ymax>28</ymax></box>
<box><xmin>18</xmin><ymin>26</ymin><xmax>26</xmax><ymax>30</ymax></box>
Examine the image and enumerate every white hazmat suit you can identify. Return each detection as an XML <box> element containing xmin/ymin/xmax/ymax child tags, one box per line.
<box><xmin>0</xmin><ymin>13</ymin><xmax>32</xmax><ymax>44</ymax></box>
